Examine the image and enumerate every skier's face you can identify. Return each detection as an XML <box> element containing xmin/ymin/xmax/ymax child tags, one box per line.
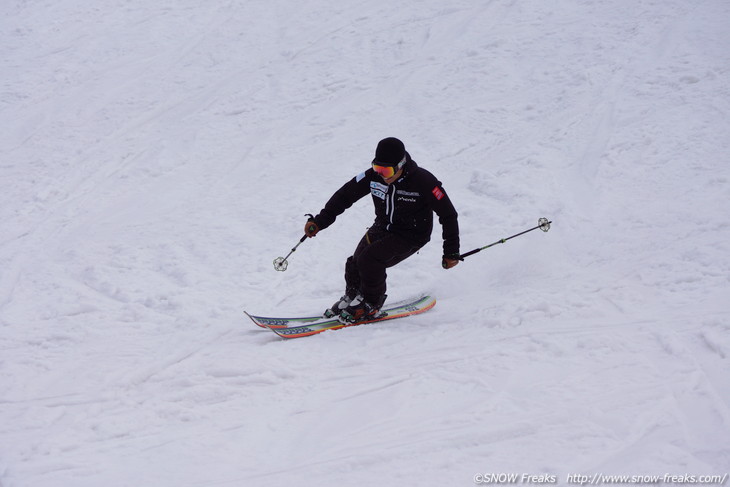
<box><xmin>381</xmin><ymin>167</ymin><xmax>403</xmax><ymax>185</ymax></box>
<box><xmin>372</xmin><ymin>159</ymin><xmax>405</xmax><ymax>184</ymax></box>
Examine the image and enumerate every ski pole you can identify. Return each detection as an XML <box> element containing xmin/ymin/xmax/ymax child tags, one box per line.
<box><xmin>273</xmin><ymin>214</ymin><xmax>317</xmax><ymax>271</ymax></box>
<box><xmin>273</xmin><ymin>235</ymin><xmax>307</xmax><ymax>271</ymax></box>
<box><xmin>457</xmin><ymin>217</ymin><xmax>552</xmax><ymax>263</ymax></box>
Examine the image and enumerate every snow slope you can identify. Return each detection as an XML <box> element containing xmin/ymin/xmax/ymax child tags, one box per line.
<box><xmin>1</xmin><ymin>1</ymin><xmax>729</xmax><ymax>486</ymax></box>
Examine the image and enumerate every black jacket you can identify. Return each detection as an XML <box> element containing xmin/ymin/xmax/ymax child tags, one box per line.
<box><xmin>313</xmin><ymin>156</ymin><xmax>460</xmax><ymax>256</ymax></box>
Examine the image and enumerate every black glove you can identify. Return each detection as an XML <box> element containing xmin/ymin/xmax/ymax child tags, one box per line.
<box><xmin>304</xmin><ymin>214</ymin><xmax>319</xmax><ymax>238</ymax></box>
<box><xmin>442</xmin><ymin>252</ymin><xmax>462</xmax><ymax>269</ymax></box>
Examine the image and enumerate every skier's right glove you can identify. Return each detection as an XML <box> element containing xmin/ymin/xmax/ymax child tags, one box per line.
<box><xmin>304</xmin><ymin>215</ymin><xmax>319</xmax><ymax>238</ymax></box>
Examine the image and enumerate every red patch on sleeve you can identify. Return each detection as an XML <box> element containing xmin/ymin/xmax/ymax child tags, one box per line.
<box><xmin>432</xmin><ymin>186</ymin><xmax>445</xmax><ymax>200</ymax></box>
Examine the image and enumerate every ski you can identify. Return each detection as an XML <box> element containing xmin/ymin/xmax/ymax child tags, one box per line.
<box><xmin>244</xmin><ymin>311</ymin><xmax>327</xmax><ymax>329</ymax></box>
<box><xmin>246</xmin><ymin>295</ymin><xmax>436</xmax><ymax>338</ymax></box>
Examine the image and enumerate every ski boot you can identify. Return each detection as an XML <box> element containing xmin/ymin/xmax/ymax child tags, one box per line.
<box><xmin>323</xmin><ymin>290</ymin><xmax>358</xmax><ymax>318</ymax></box>
<box><xmin>338</xmin><ymin>295</ymin><xmax>387</xmax><ymax>324</ymax></box>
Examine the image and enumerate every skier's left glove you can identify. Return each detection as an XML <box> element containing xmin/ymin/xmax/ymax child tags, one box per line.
<box><xmin>442</xmin><ymin>253</ymin><xmax>462</xmax><ymax>269</ymax></box>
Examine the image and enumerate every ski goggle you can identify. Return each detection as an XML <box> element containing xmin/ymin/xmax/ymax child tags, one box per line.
<box><xmin>372</xmin><ymin>156</ymin><xmax>406</xmax><ymax>179</ymax></box>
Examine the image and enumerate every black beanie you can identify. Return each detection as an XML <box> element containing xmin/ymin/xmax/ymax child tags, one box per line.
<box><xmin>374</xmin><ymin>137</ymin><xmax>406</xmax><ymax>165</ymax></box>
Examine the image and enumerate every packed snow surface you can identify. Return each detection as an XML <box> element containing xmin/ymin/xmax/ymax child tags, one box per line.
<box><xmin>2</xmin><ymin>1</ymin><xmax>729</xmax><ymax>486</ymax></box>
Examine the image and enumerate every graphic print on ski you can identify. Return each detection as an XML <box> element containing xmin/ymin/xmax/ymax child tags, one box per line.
<box><xmin>246</xmin><ymin>295</ymin><xmax>436</xmax><ymax>339</ymax></box>
<box><xmin>244</xmin><ymin>311</ymin><xmax>325</xmax><ymax>329</ymax></box>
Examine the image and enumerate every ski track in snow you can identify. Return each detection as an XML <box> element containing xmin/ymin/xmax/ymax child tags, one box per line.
<box><xmin>1</xmin><ymin>1</ymin><xmax>729</xmax><ymax>486</ymax></box>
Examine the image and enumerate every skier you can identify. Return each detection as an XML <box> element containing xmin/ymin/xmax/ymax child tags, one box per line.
<box><xmin>304</xmin><ymin>137</ymin><xmax>461</xmax><ymax>324</ymax></box>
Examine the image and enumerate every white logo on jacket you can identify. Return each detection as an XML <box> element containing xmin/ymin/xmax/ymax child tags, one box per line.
<box><xmin>370</xmin><ymin>181</ymin><xmax>388</xmax><ymax>200</ymax></box>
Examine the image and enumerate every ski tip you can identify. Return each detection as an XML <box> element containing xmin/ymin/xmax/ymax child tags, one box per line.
<box><xmin>243</xmin><ymin>310</ymin><xmax>265</xmax><ymax>328</ymax></box>
<box><xmin>245</xmin><ymin>310</ymin><xmax>288</xmax><ymax>329</ymax></box>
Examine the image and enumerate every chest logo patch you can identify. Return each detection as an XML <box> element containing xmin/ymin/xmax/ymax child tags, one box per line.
<box><xmin>370</xmin><ymin>181</ymin><xmax>388</xmax><ymax>200</ymax></box>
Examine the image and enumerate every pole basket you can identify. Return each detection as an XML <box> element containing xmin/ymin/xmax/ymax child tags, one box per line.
<box><xmin>273</xmin><ymin>257</ymin><xmax>288</xmax><ymax>272</ymax></box>
<box><xmin>538</xmin><ymin>217</ymin><xmax>551</xmax><ymax>232</ymax></box>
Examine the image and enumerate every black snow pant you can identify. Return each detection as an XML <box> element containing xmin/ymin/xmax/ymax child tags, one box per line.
<box><xmin>344</xmin><ymin>227</ymin><xmax>421</xmax><ymax>304</ymax></box>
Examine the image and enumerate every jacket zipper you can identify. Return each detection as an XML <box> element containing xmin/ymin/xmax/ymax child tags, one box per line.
<box><xmin>386</xmin><ymin>185</ymin><xmax>396</xmax><ymax>229</ymax></box>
